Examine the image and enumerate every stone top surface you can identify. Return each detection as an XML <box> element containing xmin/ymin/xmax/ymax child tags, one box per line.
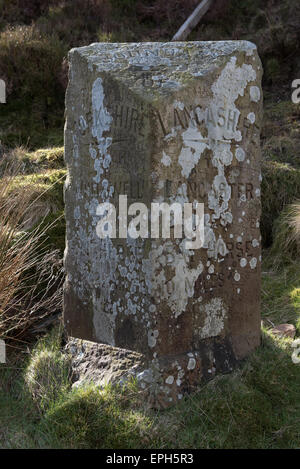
<box><xmin>69</xmin><ymin>40</ymin><xmax>259</xmax><ymax>99</ymax></box>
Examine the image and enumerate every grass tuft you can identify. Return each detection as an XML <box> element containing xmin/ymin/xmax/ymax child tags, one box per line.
<box><xmin>25</xmin><ymin>341</ymin><xmax>71</xmax><ymax>411</ymax></box>
<box><xmin>261</xmin><ymin>161</ymin><xmax>300</xmax><ymax>247</ymax></box>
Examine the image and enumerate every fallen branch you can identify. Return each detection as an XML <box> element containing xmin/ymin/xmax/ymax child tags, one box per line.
<box><xmin>172</xmin><ymin>0</ymin><xmax>214</xmax><ymax>41</ymax></box>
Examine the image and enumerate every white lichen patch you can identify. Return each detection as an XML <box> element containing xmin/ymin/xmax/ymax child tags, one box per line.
<box><xmin>202</xmin><ymin>216</ymin><xmax>228</xmax><ymax>259</ymax></box>
<box><xmin>178</xmin><ymin>124</ymin><xmax>208</xmax><ymax>178</ymax></box>
<box><xmin>165</xmin><ymin>375</ymin><xmax>174</xmax><ymax>385</ymax></box>
<box><xmin>250</xmin><ymin>85</ymin><xmax>261</xmax><ymax>102</ymax></box>
<box><xmin>148</xmin><ymin>329</ymin><xmax>159</xmax><ymax>348</ymax></box>
<box><xmin>92</xmin><ymin>77</ymin><xmax>112</xmax><ymax>143</ymax></box>
<box><xmin>247</xmin><ymin>112</ymin><xmax>256</xmax><ymax>123</ymax></box>
<box><xmin>199</xmin><ymin>298</ymin><xmax>227</xmax><ymax>339</ymax></box>
<box><xmin>234</xmin><ymin>272</ymin><xmax>240</xmax><ymax>282</ymax></box>
<box><xmin>91</xmin><ymin>78</ymin><xmax>113</xmax><ymax>184</ymax></box>
<box><xmin>173</xmin><ymin>100</ymin><xmax>184</xmax><ymax>110</ymax></box>
<box><xmin>143</xmin><ymin>240</ymin><xmax>203</xmax><ymax>319</ymax></box>
<box><xmin>235</xmin><ymin>147</ymin><xmax>245</xmax><ymax>162</ymax></box>
<box><xmin>210</xmin><ymin>56</ymin><xmax>256</xmax><ymax>141</ymax></box>
<box><xmin>187</xmin><ymin>357</ymin><xmax>196</xmax><ymax>370</ymax></box>
<box><xmin>161</xmin><ymin>151</ymin><xmax>171</xmax><ymax>166</ymax></box>
<box><xmin>205</xmin><ymin>57</ymin><xmax>256</xmax><ymax>223</ymax></box>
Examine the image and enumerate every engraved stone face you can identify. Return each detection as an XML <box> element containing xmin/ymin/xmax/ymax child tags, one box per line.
<box><xmin>64</xmin><ymin>41</ymin><xmax>263</xmax><ymax>407</ymax></box>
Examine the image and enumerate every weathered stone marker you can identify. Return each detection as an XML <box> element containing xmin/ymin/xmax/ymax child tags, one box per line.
<box><xmin>64</xmin><ymin>41</ymin><xmax>263</xmax><ymax>407</ymax></box>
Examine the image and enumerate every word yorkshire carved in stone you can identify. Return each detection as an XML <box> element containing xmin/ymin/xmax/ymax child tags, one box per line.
<box><xmin>64</xmin><ymin>41</ymin><xmax>263</xmax><ymax>407</ymax></box>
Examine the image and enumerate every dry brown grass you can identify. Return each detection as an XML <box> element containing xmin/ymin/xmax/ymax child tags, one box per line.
<box><xmin>265</xmin><ymin>200</ymin><xmax>300</xmax><ymax>269</ymax></box>
<box><xmin>288</xmin><ymin>201</ymin><xmax>300</xmax><ymax>240</ymax></box>
<box><xmin>0</xmin><ymin>160</ymin><xmax>63</xmax><ymax>343</ymax></box>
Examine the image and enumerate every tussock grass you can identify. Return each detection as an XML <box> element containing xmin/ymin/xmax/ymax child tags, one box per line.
<box><xmin>41</xmin><ymin>384</ymin><xmax>159</xmax><ymax>449</ymax></box>
<box><xmin>262</xmin><ymin>263</ymin><xmax>300</xmax><ymax>333</ymax></box>
<box><xmin>288</xmin><ymin>202</ymin><xmax>300</xmax><ymax>241</ymax></box>
<box><xmin>264</xmin><ymin>202</ymin><xmax>300</xmax><ymax>269</ymax></box>
<box><xmin>7</xmin><ymin>147</ymin><xmax>64</xmax><ymax>174</ymax></box>
<box><xmin>261</xmin><ymin>161</ymin><xmax>300</xmax><ymax>247</ymax></box>
<box><xmin>3</xmin><ymin>168</ymin><xmax>67</xmax><ymax>254</ymax></box>
<box><xmin>25</xmin><ymin>326</ymin><xmax>71</xmax><ymax>411</ymax></box>
<box><xmin>261</xmin><ymin>201</ymin><xmax>300</xmax><ymax>332</ymax></box>
<box><xmin>0</xmin><ymin>161</ymin><xmax>63</xmax><ymax>343</ymax></box>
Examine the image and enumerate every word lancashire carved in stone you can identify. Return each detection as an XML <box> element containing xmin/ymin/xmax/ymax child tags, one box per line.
<box><xmin>64</xmin><ymin>41</ymin><xmax>263</xmax><ymax>408</ymax></box>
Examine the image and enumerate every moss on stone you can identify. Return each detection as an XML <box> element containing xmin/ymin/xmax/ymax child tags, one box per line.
<box><xmin>25</xmin><ymin>147</ymin><xmax>64</xmax><ymax>170</ymax></box>
<box><xmin>10</xmin><ymin>147</ymin><xmax>65</xmax><ymax>174</ymax></box>
<box><xmin>8</xmin><ymin>169</ymin><xmax>66</xmax><ymax>206</ymax></box>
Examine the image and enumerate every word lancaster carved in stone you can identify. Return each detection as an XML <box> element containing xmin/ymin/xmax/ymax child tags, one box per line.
<box><xmin>109</xmin><ymin>179</ymin><xmax>256</xmax><ymax>201</ymax></box>
<box><xmin>64</xmin><ymin>41</ymin><xmax>263</xmax><ymax>408</ymax></box>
